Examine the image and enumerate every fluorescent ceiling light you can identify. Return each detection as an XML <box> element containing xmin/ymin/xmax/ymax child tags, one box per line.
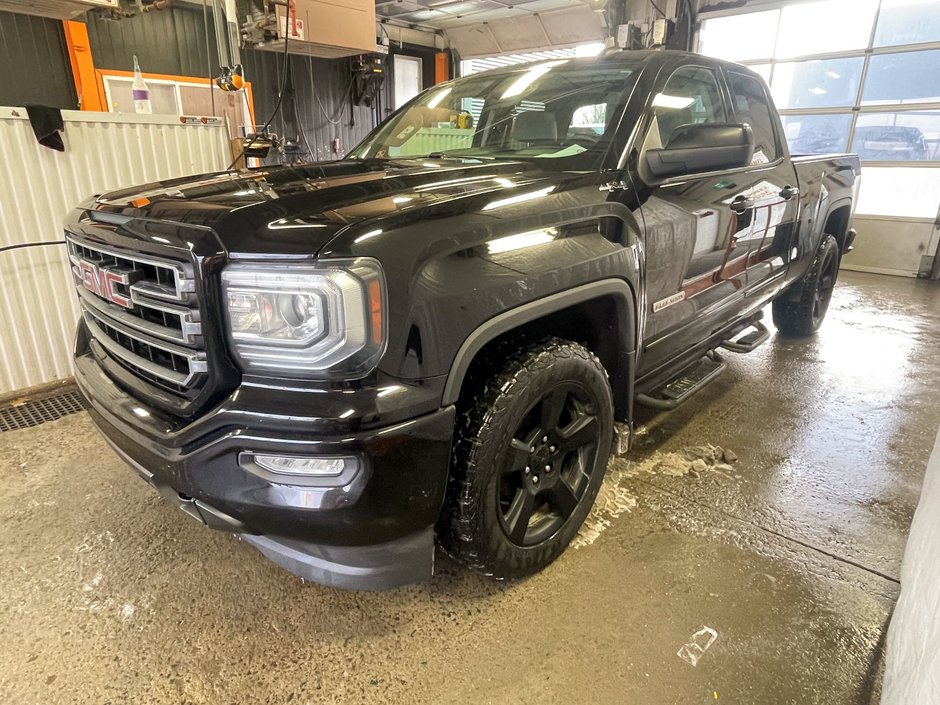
<box><xmin>426</xmin><ymin>86</ymin><xmax>452</xmax><ymax>109</ymax></box>
<box><xmin>825</xmin><ymin>71</ymin><xmax>841</xmax><ymax>79</ymax></box>
<box><xmin>501</xmin><ymin>60</ymin><xmax>569</xmax><ymax>99</ymax></box>
<box><xmin>652</xmin><ymin>93</ymin><xmax>696</xmax><ymax>110</ymax></box>
<box><xmin>809</xmin><ymin>87</ymin><xmax>827</xmax><ymax>95</ymax></box>
<box><xmin>575</xmin><ymin>42</ymin><xmax>605</xmax><ymax>57</ymax></box>
<box><xmin>487</xmin><ymin>229</ymin><xmax>558</xmax><ymax>254</ymax></box>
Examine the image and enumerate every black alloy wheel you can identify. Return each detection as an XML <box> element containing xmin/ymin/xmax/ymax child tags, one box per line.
<box><xmin>440</xmin><ymin>337</ymin><xmax>614</xmax><ymax>580</ymax></box>
<box><xmin>812</xmin><ymin>247</ymin><xmax>839</xmax><ymax>327</ymax></box>
<box><xmin>498</xmin><ymin>383</ymin><xmax>600</xmax><ymax>547</ymax></box>
<box><xmin>772</xmin><ymin>234</ymin><xmax>841</xmax><ymax>337</ymax></box>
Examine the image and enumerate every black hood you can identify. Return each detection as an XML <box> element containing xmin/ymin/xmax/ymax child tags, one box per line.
<box><xmin>90</xmin><ymin>159</ymin><xmax>564</xmax><ymax>259</ymax></box>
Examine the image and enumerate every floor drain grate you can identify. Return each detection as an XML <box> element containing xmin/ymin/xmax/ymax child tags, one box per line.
<box><xmin>0</xmin><ymin>390</ymin><xmax>85</xmax><ymax>433</ymax></box>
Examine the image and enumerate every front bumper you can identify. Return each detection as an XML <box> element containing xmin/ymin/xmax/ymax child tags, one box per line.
<box><xmin>75</xmin><ymin>347</ymin><xmax>456</xmax><ymax>591</ymax></box>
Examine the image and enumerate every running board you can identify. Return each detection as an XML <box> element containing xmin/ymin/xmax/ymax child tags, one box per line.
<box><xmin>635</xmin><ymin>353</ymin><xmax>727</xmax><ymax>411</ymax></box>
<box><xmin>720</xmin><ymin>320</ymin><xmax>770</xmax><ymax>354</ymax></box>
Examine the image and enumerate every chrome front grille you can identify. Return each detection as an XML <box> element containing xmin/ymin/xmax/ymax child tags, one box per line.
<box><xmin>67</xmin><ymin>236</ymin><xmax>207</xmax><ymax>394</ymax></box>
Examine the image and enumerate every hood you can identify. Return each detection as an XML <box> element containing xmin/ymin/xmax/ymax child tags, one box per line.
<box><xmin>90</xmin><ymin>159</ymin><xmax>562</xmax><ymax>259</ymax></box>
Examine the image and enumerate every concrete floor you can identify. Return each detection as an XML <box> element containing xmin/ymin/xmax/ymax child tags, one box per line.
<box><xmin>1</xmin><ymin>270</ymin><xmax>939</xmax><ymax>705</ymax></box>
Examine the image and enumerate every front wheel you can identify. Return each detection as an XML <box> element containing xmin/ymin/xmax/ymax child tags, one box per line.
<box><xmin>440</xmin><ymin>338</ymin><xmax>614</xmax><ymax>580</ymax></box>
<box><xmin>772</xmin><ymin>234</ymin><xmax>841</xmax><ymax>337</ymax></box>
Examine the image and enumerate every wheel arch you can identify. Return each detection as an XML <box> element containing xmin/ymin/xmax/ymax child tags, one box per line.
<box><xmin>441</xmin><ymin>279</ymin><xmax>638</xmax><ymax>422</ymax></box>
<box><xmin>823</xmin><ymin>199</ymin><xmax>853</xmax><ymax>251</ymax></box>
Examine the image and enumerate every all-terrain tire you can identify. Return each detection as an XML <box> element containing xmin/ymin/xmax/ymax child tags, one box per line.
<box><xmin>439</xmin><ymin>337</ymin><xmax>614</xmax><ymax>580</ymax></box>
<box><xmin>772</xmin><ymin>234</ymin><xmax>841</xmax><ymax>337</ymax></box>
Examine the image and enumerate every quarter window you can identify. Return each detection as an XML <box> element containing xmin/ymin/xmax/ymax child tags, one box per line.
<box><xmin>728</xmin><ymin>71</ymin><xmax>780</xmax><ymax>164</ymax></box>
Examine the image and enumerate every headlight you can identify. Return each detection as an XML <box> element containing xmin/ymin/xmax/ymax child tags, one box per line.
<box><xmin>221</xmin><ymin>259</ymin><xmax>386</xmax><ymax>378</ymax></box>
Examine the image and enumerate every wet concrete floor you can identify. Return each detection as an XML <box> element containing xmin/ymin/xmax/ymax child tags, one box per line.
<box><xmin>1</xmin><ymin>271</ymin><xmax>939</xmax><ymax>705</ymax></box>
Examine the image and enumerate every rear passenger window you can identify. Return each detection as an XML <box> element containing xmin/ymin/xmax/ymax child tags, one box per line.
<box><xmin>727</xmin><ymin>71</ymin><xmax>780</xmax><ymax>164</ymax></box>
<box><xmin>647</xmin><ymin>67</ymin><xmax>727</xmax><ymax>149</ymax></box>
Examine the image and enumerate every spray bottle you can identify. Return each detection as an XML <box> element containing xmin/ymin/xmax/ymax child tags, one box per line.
<box><xmin>132</xmin><ymin>56</ymin><xmax>152</xmax><ymax>114</ymax></box>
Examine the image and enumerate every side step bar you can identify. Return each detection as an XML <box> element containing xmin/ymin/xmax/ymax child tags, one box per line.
<box><xmin>720</xmin><ymin>320</ymin><xmax>770</xmax><ymax>354</ymax></box>
<box><xmin>636</xmin><ymin>352</ymin><xmax>727</xmax><ymax>411</ymax></box>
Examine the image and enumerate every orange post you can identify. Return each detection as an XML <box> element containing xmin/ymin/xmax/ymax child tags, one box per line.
<box><xmin>63</xmin><ymin>21</ymin><xmax>104</xmax><ymax>111</ymax></box>
<box><xmin>434</xmin><ymin>51</ymin><xmax>450</xmax><ymax>84</ymax></box>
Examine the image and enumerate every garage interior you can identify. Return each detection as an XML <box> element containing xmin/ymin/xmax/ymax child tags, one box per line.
<box><xmin>1</xmin><ymin>0</ymin><xmax>939</xmax><ymax>703</ymax></box>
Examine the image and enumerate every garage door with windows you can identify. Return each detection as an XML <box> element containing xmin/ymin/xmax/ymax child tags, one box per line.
<box><xmin>699</xmin><ymin>0</ymin><xmax>940</xmax><ymax>278</ymax></box>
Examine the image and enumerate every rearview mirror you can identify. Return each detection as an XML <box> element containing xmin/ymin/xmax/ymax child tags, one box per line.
<box><xmin>645</xmin><ymin>124</ymin><xmax>754</xmax><ymax>179</ymax></box>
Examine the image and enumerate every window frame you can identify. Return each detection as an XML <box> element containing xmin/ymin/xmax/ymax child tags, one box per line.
<box><xmin>723</xmin><ymin>68</ymin><xmax>784</xmax><ymax>163</ymax></box>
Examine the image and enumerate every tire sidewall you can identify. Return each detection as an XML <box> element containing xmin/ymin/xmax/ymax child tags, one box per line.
<box><xmin>807</xmin><ymin>235</ymin><xmax>840</xmax><ymax>333</ymax></box>
<box><xmin>471</xmin><ymin>346</ymin><xmax>613</xmax><ymax>577</ymax></box>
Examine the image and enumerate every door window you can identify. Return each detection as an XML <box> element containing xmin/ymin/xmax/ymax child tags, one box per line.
<box><xmin>727</xmin><ymin>71</ymin><xmax>780</xmax><ymax>164</ymax></box>
<box><xmin>646</xmin><ymin>66</ymin><xmax>727</xmax><ymax>150</ymax></box>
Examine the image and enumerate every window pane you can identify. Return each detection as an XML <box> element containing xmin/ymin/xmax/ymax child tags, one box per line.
<box><xmin>105</xmin><ymin>78</ymin><xmax>178</xmax><ymax>115</ymax></box>
<box><xmin>775</xmin><ymin>0</ymin><xmax>878</xmax><ymax>58</ymax></box>
<box><xmin>855</xmin><ymin>166</ymin><xmax>940</xmax><ymax>217</ymax></box>
<box><xmin>650</xmin><ymin>67</ymin><xmax>727</xmax><ymax>148</ymax></box>
<box><xmin>772</xmin><ymin>58</ymin><xmax>864</xmax><ymax>109</ymax></box>
<box><xmin>728</xmin><ymin>71</ymin><xmax>779</xmax><ymax>163</ymax></box>
<box><xmin>853</xmin><ymin>111</ymin><xmax>940</xmax><ymax>160</ymax></box>
<box><xmin>874</xmin><ymin>0</ymin><xmax>940</xmax><ymax>47</ymax></box>
<box><xmin>862</xmin><ymin>49</ymin><xmax>940</xmax><ymax>105</ymax></box>
<box><xmin>698</xmin><ymin>10</ymin><xmax>780</xmax><ymax>62</ymax></box>
<box><xmin>780</xmin><ymin>114</ymin><xmax>853</xmax><ymax>154</ymax></box>
<box><xmin>394</xmin><ymin>56</ymin><xmax>422</xmax><ymax>109</ymax></box>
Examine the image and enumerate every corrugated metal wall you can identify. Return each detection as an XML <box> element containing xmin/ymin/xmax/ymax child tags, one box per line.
<box><xmin>0</xmin><ymin>10</ymin><xmax>77</xmax><ymax>109</ymax></box>
<box><xmin>85</xmin><ymin>4</ymin><xmax>223</xmax><ymax>79</ymax></box>
<box><xmin>243</xmin><ymin>49</ymin><xmax>380</xmax><ymax>160</ymax></box>
<box><xmin>0</xmin><ymin>108</ymin><xmax>230</xmax><ymax>396</ymax></box>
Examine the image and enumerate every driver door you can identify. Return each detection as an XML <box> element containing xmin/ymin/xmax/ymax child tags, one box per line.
<box><xmin>632</xmin><ymin>64</ymin><xmax>754</xmax><ymax>377</ymax></box>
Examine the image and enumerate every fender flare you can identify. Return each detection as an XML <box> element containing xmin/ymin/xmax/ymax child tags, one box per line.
<box><xmin>819</xmin><ymin>197</ymin><xmax>853</xmax><ymax>237</ymax></box>
<box><xmin>440</xmin><ymin>279</ymin><xmax>638</xmax><ymax>407</ymax></box>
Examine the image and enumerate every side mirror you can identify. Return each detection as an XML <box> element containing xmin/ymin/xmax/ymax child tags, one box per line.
<box><xmin>645</xmin><ymin>123</ymin><xmax>754</xmax><ymax>179</ymax></box>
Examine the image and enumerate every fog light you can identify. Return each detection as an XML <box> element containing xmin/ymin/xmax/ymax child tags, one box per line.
<box><xmin>254</xmin><ymin>454</ymin><xmax>349</xmax><ymax>477</ymax></box>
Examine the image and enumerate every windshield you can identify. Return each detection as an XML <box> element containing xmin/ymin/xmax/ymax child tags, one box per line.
<box><xmin>349</xmin><ymin>59</ymin><xmax>641</xmax><ymax>170</ymax></box>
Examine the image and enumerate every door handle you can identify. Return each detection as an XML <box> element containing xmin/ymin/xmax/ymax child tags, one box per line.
<box><xmin>779</xmin><ymin>185</ymin><xmax>799</xmax><ymax>200</ymax></box>
<box><xmin>730</xmin><ymin>195</ymin><xmax>754</xmax><ymax>214</ymax></box>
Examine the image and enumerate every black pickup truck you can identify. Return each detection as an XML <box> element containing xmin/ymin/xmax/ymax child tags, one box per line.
<box><xmin>67</xmin><ymin>50</ymin><xmax>860</xmax><ymax>589</ymax></box>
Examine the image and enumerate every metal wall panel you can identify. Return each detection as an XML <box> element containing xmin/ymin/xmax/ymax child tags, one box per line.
<box><xmin>0</xmin><ymin>108</ymin><xmax>230</xmax><ymax>395</ymax></box>
<box><xmin>85</xmin><ymin>5</ymin><xmax>222</xmax><ymax>79</ymax></box>
<box><xmin>0</xmin><ymin>10</ymin><xmax>77</xmax><ymax>109</ymax></box>
<box><xmin>243</xmin><ymin>48</ymin><xmax>381</xmax><ymax>159</ymax></box>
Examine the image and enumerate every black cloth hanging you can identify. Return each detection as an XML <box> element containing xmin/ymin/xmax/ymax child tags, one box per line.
<box><xmin>24</xmin><ymin>105</ymin><xmax>65</xmax><ymax>152</ymax></box>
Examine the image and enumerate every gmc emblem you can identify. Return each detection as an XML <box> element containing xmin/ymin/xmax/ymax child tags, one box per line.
<box><xmin>76</xmin><ymin>260</ymin><xmax>138</xmax><ymax>309</ymax></box>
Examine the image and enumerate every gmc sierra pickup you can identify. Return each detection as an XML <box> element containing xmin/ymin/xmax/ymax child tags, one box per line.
<box><xmin>67</xmin><ymin>51</ymin><xmax>860</xmax><ymax>590</ymax></box>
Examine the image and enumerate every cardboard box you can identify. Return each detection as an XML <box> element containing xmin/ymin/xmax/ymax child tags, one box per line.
<box><xmin>272</xmin><ymin>0</ymin><xmax>377</xmax><ymax>58</ymax></box>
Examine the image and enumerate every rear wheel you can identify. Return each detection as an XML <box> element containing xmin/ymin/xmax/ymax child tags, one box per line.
<box><xmin>772</xmin><ymin>234</ymin><xmax>840</xmax><ymax>337</ymax></box>
<box><xmin>440</xmin><ymin>338</ymin><xmax>613</xmax><ymax>579</ymax></box>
